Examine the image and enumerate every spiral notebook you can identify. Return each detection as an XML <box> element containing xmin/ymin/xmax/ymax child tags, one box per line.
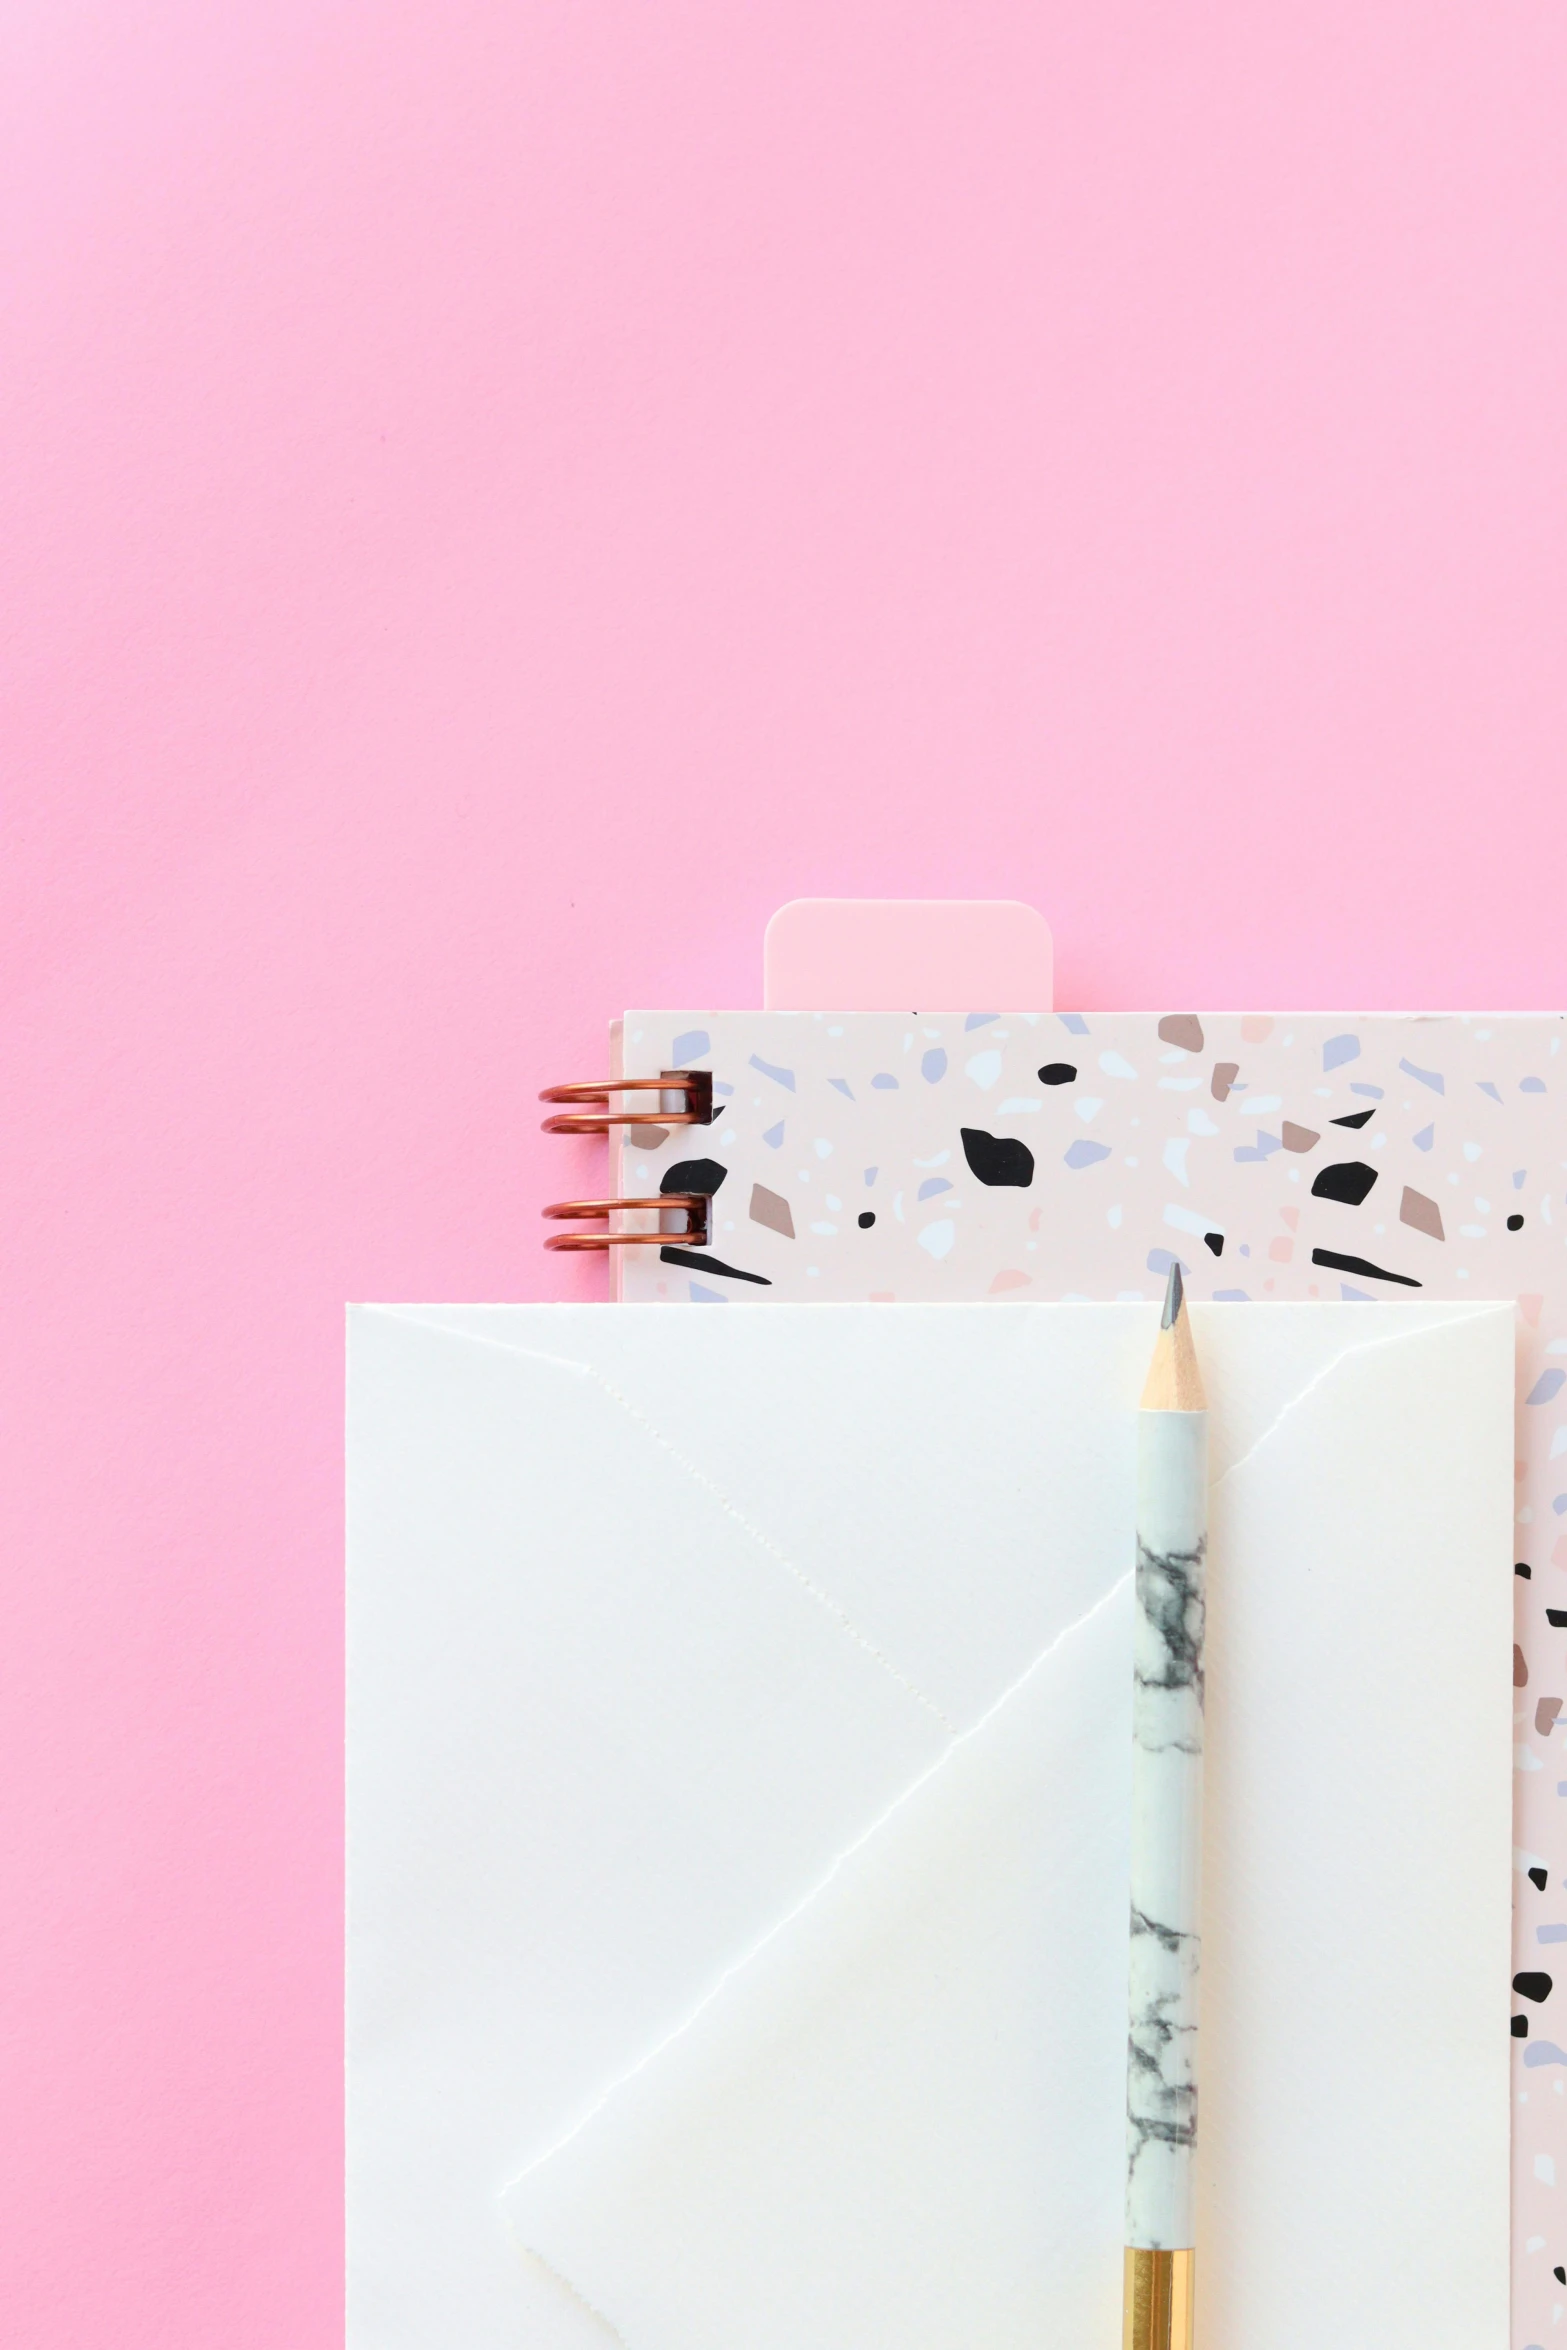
<box><xmin>531</xmin><ymin>902</ymin><xmax>1567</xmax><ymax>2342</ymax></box>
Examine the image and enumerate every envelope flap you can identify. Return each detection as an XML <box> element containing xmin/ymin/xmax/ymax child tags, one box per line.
<box><xmin>508</xmin><ymin>1578</ymin><xmax>1134</xmax><ymax>2350</ymax></box>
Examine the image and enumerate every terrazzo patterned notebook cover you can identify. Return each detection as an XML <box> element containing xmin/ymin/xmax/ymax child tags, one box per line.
<box><xmin>610</xmin><ymin>1008</ymin><xmax>1566</xmax><ymax>2346</ymax></box>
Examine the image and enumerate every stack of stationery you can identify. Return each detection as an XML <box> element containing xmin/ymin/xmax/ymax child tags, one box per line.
<box><xmin>347</xmin><ymin>907</ymin><xmax>1549</xmax><ymax>2350</ymax></box>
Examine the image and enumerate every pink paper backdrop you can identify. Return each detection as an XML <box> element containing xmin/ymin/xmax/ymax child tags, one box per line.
<box><xmin>5</xmin><ymin>3</ymin><xmax>1567</xmax><ymax>2340</ymax></box>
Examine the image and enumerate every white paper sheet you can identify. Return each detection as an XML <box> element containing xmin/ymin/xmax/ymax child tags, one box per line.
<box><xmin>347</xmin><ymin>1301</ymin><xmax>1513</xmax><ymax>2350</ymax></box>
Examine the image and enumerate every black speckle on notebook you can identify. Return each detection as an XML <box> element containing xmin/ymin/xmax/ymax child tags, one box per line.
<box><xmin>1311</xmin><ymin>1160</ymin><xmax>1378</xmax><ymax>1207</ymax></box>
<box><xmin>1331</xmin><ymin>1107</ymin><xmax>1376</xmax><ymax>1129</ymax></box>
<box><xmin>1310</xmin><ymin>1247</ymin><xmax>1420</xmax><ymax>1288</ymax></box>
<box><xmin>660</xmin><ymin>1158</ymin><xmax>728</xmax><ymax>1197</ymax></box>
<box><xmin>960</xmin><ymin>1127</ymin><xmax>1035</xmax><ymax>1188</ymax></box>
<box><xmin>1204</xmin><ymin>1232</ymin><xmax>1223</xmax><ymax>1257</ymax></box>
<box><xmin>1556</xmin><ymin>2266</ymin><xmax>1566</xmax><ymax>2286</ymax></box>
<box><xmin>1037</xmin><ymin>1062</ymin><xmax>1077</xmax><ymax>1085</ymax></box>
<box><xmin>1513</xmin><ymin>2014</ymin><xmax>1530</xmax><ymax>2037</ymax></box>
<box><xmin>1509</xmin><ymin>1213</ymin><xmax>1525</xmax><ymax>1231</ymax></box>
<box><xmin>858</xmin><ymin>1211</ymin><xmax>875</xmax><ymax>1229</ymax></box>
<box><xmin>1519</xmin><ymin>1562</ymin><xmax>1534</xmax><ymax>1579</ymax></box>
<box><xmin>1530</xmin><ymin>1866</ymin><xmax>1549</xmax><ymax>1892</ymax></box>
<box><xmin>1548</xmin><ymin>1609</ymin><xmax>1567</xmax><ymax>1629</ymax></box>
<box><xmin>1515</xmin><ymin>1972</ymin><xmax>1553</xmax><ymax>2003</ymax></box>
<box><xmin>658</xmin><ymin>1247</ymin><xmax>771</xmax><ymax>1285</ymax></box>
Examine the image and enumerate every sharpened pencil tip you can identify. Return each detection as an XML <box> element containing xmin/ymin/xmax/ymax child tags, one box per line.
<box><xmin>1144</xmin><ymin>1259</ymin><xmax>1204</xmax><ymax>1409</ymax></box>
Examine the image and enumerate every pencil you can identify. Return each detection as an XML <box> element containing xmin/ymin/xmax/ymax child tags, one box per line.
<box><xmin>1123</xmin><ymin>1261</ymin><xmax>1208</xmax><ymax>2350</ymax></box>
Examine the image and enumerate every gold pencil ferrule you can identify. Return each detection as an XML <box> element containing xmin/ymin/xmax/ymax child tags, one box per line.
<box><xmin>1122</xmin><ymin>2246</ymin><xmax>1195</xmax><ymax>2350</ymax></box>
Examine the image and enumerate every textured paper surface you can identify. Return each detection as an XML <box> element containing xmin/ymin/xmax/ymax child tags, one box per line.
<box><xmin>348</xmin><ymin>1300</ymin><xmax>1511</xmax><ymax>2349</ymax></box>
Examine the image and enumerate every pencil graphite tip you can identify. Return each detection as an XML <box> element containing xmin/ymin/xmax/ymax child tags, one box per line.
<box><xmin>1143</xmin><ymin>1259</ymin><xmax>1205</xmax><ymax>1409</ymax></box>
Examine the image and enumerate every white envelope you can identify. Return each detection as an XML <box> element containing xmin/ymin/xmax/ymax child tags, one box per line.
<box><xmin>346</xmin><ymin>1300</ymin><xmax>1514</xmax><ymax>2350</ymax></box>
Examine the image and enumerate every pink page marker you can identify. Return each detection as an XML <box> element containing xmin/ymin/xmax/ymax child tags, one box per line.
<box><xmin>763</xmin><ymin>898</ymin><xmax>1052</xmax><ymax>1011</ymax></box>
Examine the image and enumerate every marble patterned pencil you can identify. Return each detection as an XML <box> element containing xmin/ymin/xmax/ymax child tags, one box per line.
<box><xmin>1123</xmin><ymin>1261</ymin><xmax>1207</xmax><ymax>2350</ymax></box>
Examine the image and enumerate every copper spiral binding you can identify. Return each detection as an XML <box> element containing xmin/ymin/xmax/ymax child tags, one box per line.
<box><xmin>542</xmin><ymin>1195</ymin><xmax>710</xmax><ymax>1253</ymax></box>
<box><xmin>539</xmin><ymin>1071</ymin><xmax>713</xmax><ymax>1135</ymax></box>
<box><xmin>540</xmin><ymin>1067</ymin><xmax>715</xmax><ymax>1253</ymax></box>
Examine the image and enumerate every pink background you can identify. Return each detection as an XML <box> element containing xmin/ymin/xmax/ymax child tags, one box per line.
<box><xmin>5</xmin><ymin>3</ymin><xmax>1567</xmax><ymax>2340</ymax></box>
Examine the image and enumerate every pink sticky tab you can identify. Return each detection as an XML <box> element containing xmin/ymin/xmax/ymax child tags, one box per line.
<box><xmin>763</xmin><ymin>898</ymin><xmax>1052</xmax><ymax>1011</ymax></box>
